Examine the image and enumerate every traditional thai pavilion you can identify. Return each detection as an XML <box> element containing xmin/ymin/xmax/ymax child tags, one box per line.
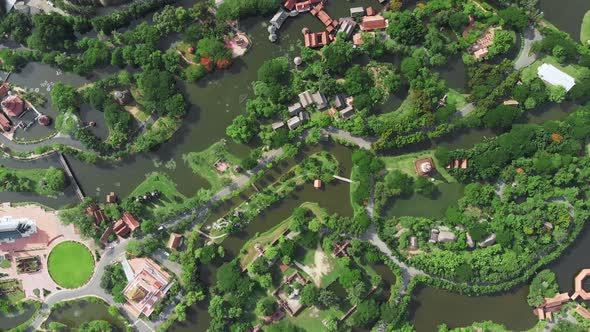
<box><xmin>360</xmin><ymin>15</ymin><xmax>389</xmax><ymax>31</ymax></box>
<box><xmin>167</xmin><ymin>233</ymin><xmax>183</xmax><ymax>250</ymax></box>
<box><xmin>1</xmin><ymin>95</ymin><xmax>24</xmax><ymax>118</ymax></box>
<box><xmin>122</xmin><ymin>257</ymin><xmax>173</xmax><ymax>317</ymax></box>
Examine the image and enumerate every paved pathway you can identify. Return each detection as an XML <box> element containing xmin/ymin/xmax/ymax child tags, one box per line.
<box><xmin>514</xmin><ymin>26</ymin><xmax>542</xmax><ymax>70</ymax></box>
<box><xmin>361</xmin><ymin>177</ymin><xmax>427</xmax><ymax>300</ymax></box>
<box><xmin>0</xmin><ymin>132</ymin><xmax>86</xmax><ymax>152</ymax></box>
<box><xmin>322</xmin><ymin>127</ymin><xmax>373</xmax><ymax>149</ymax></box>
<box><xmin>455</xmin><ymin>102</ymin><xmax>475</xmax><ymax>117</ymax></box>
<box><xmin>27</xmin><ymin>238</ymin><xmax>155</xmax><ymax>332</ymax></box>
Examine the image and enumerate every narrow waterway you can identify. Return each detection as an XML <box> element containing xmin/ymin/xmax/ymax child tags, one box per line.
<box><xmin>538</xmin><ymin>0</ymin><xmax>590</xmax><ymax>41</ymax></box>
<box><xmin>0</xmin><ymin>303</ymin><xmax>36</xmax><ymax>330</ymax></box>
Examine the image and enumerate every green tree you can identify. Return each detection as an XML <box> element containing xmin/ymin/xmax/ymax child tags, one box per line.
<box><xmin>321</xmin><ymin>39</ymin><xmax>354</xmax><ymax>74</ymax></box>
<box><xmin>483</xmin><ymin>105</ymin><xmax>521</xmax><ymax>129</ymax></box>
<box><xmin>27</xmin><ymin>13</ymin><xmax>75</xmax><ymax>51</ymax></box>
<box><xmin>226</xmin><ymin>115</ymin><xmax>257</xmax><ymax>143</ymax></box>
<box><xmin>387</xmin><ymin>11</ymin><xmax>426</xmax><ymax>45</ymax></box>
<box><xmin>78</xmin><ymin>320</ymin><xmax>113</xmax><ymax>332</ymax></box>
<box><xmin>255</xmin><ymin>297</ymin><xmax>276</xmax><ymax>316</ymax></box>
<box><xmin>299</xmin><ymin>283</ymin><xmax>318</xmax><ymax>306</ymax></box>
<box><xmin>527</xmin><ymin>269</ymin><xmax>558</xmax><ymax>307</ymax></box>
<box><xmin>499</xmin><ymin>7</ymin><xmax>529</xmax><ymax>32</ymax></box>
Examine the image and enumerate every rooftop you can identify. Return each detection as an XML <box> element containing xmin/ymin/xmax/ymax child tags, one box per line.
<box><xmin>537</xmin><ymin>63</ymin><xmax>576</xmax><ymax>92</ymax></box>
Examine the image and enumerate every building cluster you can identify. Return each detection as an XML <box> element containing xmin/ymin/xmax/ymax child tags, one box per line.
<box><xmin>269</xmin><ymin>0</ymin><xmax>389</xmax><ymax>47</ymax></box>
<box><xmin>121</xmin><ymin>257</ymin><xmax>173</xmax><ymax>317</ymax></box>
<box><xmin>0</xmin><ymin>83</ymin><xmax>50</xmax><ymax>134</ymax></box>
<box><xmin>468</xmin><ymin>26</ymin><xmax>499</xmax><ymax>60</ymax></box>
<box><xmin>272</xmin><ymin>89</ymin><xmax>357</xmax><ymax>131</ymax></box>
<box><xmin>89</xmin><ymin>196</ymin><xmax>142</xmax><ymax>242</ymax></box>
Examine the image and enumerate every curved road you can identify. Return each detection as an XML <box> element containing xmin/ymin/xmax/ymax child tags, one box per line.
<box><xmin>27</xmin><ymin>238</ymin><xmax>154</xmax><ymax>332</ymax></box>
<box><xmin>514</xmin><ymin>26</ymin><xmax>542</xmax><ymax>70</ymax></box>
<box><xmin>0</xmin><ymin>132</ymin><xmax>86</xmax><ymax>152</ymax></box>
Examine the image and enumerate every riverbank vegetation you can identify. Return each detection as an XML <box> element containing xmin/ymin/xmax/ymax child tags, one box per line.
<box><xmin>0</xmin><ymin>166</ymin><xmax>65</xmax><ymax>196</ymax></box>
<box><xmin>183</xmin><ymin>140</ymin><xmax>242</xmax><ymax>192</ymax></box>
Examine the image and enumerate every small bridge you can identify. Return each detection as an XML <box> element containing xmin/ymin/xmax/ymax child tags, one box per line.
<box><xmin>333</xmin><ymin>175</ymin><xmax>353</xmax><ymax>183</ymax></box>
<box><xmin>58</xmin><ymin>153</ymin><xmax>85</xmax><ymax>201</ymax></box>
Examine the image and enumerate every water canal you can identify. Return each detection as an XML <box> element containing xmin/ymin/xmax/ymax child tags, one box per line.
<box><xmin>0</xmin><ymin>302</ymin><xmax>37</xmax><ymax>330</ymax></box>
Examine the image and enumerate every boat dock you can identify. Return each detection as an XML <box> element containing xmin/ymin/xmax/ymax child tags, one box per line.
<box><xmin>58</xmin><ymin>153</ymin><xmax>85</xmax><ymax>201</ymax></box>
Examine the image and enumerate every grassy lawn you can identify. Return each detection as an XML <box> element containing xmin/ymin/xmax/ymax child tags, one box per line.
<box><xmin>382</xmin><ymin>150</ymin><xmax>456</xmax><ymax>184</ymax></box>
<box><xmin>130</xmin><ymin>172</ymin><xmax>186</xmax><ymax>218</ymax></box>
<box><xmin>581</xmin><ymin>10</ymin><xmax>590</xmax><ymax>45</ymax></box>
<box><xmin>523</xmin><ymin>56</ymin><xmax>586</xmax><ymax>83</ymax></box>
<box><xmin>47</xmin><ymin>241</ymin><xmax>94</xmax><ymax>289</ymax></box>
<box><xmin>447</xmin><ymin>88</ymin><xmax>469</xmax><ymax>110</ymax></box>
<box><xmin>0</xmin><ymin>258</ymin><xmax>11</xmax><ymax>269</ymax></box>
<box><xmin>124</xmin><ymin>105</ymin><xmax>150</xmax><ymax>123</ymax></box>
<box><xmin>183</xmin><ymin>140</ymin><xmax>242</xmax><ymax>191</ymax></box>
<box><xmin>288</xmin><ymin>305</ymin><xmax>343</xmax><ymax>332</ymax></box>
<box><xmin>0</xmin><ymin>166</ymin><xmax>64</xmax><ymax>196</ymax></box>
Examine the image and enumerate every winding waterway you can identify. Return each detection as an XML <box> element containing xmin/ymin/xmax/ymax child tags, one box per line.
<box><xmin>2</xmin><ymin>0</ymin><xmax>590</xmax><ymax>331</ymax></box>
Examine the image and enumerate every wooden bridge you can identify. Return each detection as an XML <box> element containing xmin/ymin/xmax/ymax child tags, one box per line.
<box><xmin>333</xmin><ymin>175</ymin><xmax>353</xmax><ymax>183</ymax></box>
<box><xmin>58</xmin><ymin>153</ymin><xmax>85</xmax><ymax>201</ymax></box>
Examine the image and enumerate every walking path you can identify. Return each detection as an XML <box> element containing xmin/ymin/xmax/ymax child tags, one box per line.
<box><xmin>456</xmin><ymin>102</ymin><xmax>475</xmax><ymax>117</ymax></box>
<box><xmin>322</xmin><ymin>127</ymin><xmax>373</xmax><ymax>149</ymax></box>
<box><xmin>0</xmin><ymin>132</ymin><xmax>86</xmax><ymax>152</ymax></box>
<box><xmin>514</xmin><ymin>26</ymin><xmax>542</xmax><ymax>70</ymax></box>
<box><xmin>27</xmin><ymin>238</ymin><xmax>156</xmax><ymax>332</ymax></box>
<box><xmin>361</xmin><ymin>176</ymin><xmax>427</xmax><ymax>299</ymax></box>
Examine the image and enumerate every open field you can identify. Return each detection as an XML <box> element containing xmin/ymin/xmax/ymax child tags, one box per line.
<box><xmin>47</xmin><ymin>241</ymin><xmax>94</xmax><ymax>289</ymax></box>
<box><xmin>581</xmin><ymin>10</ymin><xmax>590</xmax><ymax>45</ymax></box>
<box><xmin>382</xmin><ymin>150</ymin><xmax>456</xmax><ymax>184</ymax></box>
<box><xmin>130</xmin><ymin>172</ymin><xmax>186</xmax><ymax>217</ymax></box>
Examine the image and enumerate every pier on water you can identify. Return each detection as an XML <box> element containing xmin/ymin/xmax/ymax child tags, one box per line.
<box><xmin>58</xmin><ymin>153</ymin><xmax>85</xmax><ymax>201</ymax></box>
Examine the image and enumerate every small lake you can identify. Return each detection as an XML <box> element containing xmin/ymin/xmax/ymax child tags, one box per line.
<box><xmin>44</xmin><ymin>299</ymin><xmax>127</xmax><ymax>331</ymax></box>
<box><xmin>0</xmin><ymin>302</ymin><xmax>37</xmax><ymax>330</ymax></box>
<box><xmin>410</xmin><ymin>285</ymin><xmax>536</xmax><ymax>331</ymax></box>
<box><xmin>538</xmin><ymin>0</ymin><xmax>590</xmax><ymax>41</ymax></box>
<box><xmin>384</xmin><ymin>182</ymin><xmax>464</xmax><ymax>220</ymax></box>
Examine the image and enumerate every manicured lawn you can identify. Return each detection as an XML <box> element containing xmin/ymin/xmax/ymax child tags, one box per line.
<box><xmin>581</xmin><ymin>10</ymin><xmax>590</xmax><ymax>45</ymax></box>
<box><xmin>48</xmin><ymin>241</ymin><xmax>94</xmax><ymax>289</ymax></box>
<box><xmin>0</xmin><ymin>279</ymin><xmax>25</xmax><ymax>303</ymax></box>
<box><xmin>447</xmin><ymin>88</ymin><xmax>469</xmax><ymax>110</ymax></box>
<box><xmin>523</xmin><ymin>56</ymin><xmax>586</xmax><ymax>83</ymax></box>
<box><xmin>382</xmin><ymin>150</ymin><xmax>456</xmax><ymax>184</ymax></box>
<box><xmin>130</xmin><ymin>172</ymin><xmax>185</xmax><ymax>218</ymax></box>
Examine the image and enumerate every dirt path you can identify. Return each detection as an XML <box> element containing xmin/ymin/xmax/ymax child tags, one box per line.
<box><xmin>294</xmin><ymin>245</ymin><xmax>332</xmax><ymax>287</ymax></box>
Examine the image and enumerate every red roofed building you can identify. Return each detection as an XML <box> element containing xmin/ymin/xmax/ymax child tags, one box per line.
<box><xmin>0</xmin><ymin>112</ymin><xmax>12</xmax><ymax>132</ymax></box>
<box><xmin>123</xmin><ymin>258</ymin><xmax>172</xmax><ymax>317</ymax></box>
<box><xmin>1</xmin><ymin>95</ymin><xmax>24</xmax><ymax>118</ymax></box>
<box><xmin>360</xmin><ymin>15</ymin><xmax>389</xmax><ymax>31</ymax></box>
<box><xmin>167</xmin><ymin>233</ymin><xmax>183</xmax><ymax>250</ymax></box>
<box><xmin>113</xmin><ymin>219</ymin><xmax>130</xmax><ymax>237</ymax></box>
<box><xmin>295</xmin><ymin>1</ymin><xmax>311</xmax><ymax>11</ymax></box>
<box><xmin>122</xmin><ymin>212</ymin><xmax>140</xmax><ymax>232</ymax></box>
<box><xmin>284</xmin><ymin>0</ymin><xmax>296</xmax><ymax>10</ymax></box>
<box><xmin>86</xmin><ymin>203</ymin><xmax>108</xmax><ymax>226</ymax></box>
<box><xmin>0</xmin><ymin>83</ymin><xmax>9</xmax><ymax>97</ymax></box>
<box><xmin>303</xmin><ymin>29</ymin><xmax>330</xmax><ymax>48</ymax></box>
<box><xmin>366</xmin><ymin>6</ymin><xmax>376</xmax><ymax>16</ymax></box>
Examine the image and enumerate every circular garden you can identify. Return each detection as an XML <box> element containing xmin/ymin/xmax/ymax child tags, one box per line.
<box><xmin>47</xmin><ymin>241</ymin><xmax>95</xmax><ymax>289</ymax></box>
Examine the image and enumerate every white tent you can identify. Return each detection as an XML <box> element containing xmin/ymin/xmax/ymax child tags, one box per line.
<box><xmin>537</xmin><ymin>63</ymin><xmax>576</xmax><ymax>92</ymax></box>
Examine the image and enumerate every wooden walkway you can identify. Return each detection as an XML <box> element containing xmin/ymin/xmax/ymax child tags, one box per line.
<box><xmin>333</xmin><ymin>175</ymin><xmax>353</xmax><ymax>183</ymax></box>
<box><xmin>58</xmin><ymin>153</ymin><xmax>85</xmax><ymax>201</ymax></box>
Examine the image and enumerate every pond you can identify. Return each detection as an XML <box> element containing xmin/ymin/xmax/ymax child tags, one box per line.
<box><xmin>538</xmin><ymin>0</ymin><xmax>590</xmax><ymax>41</ymax></box>
<box><xmin>44</xmin><ymin>299</ymin><xmax>127</xmax><ymax>331</ymax></box>
<box><xmin>410</xmin><ymin>285</ymin><xmax>537</xmax><ymax>331</ymax></box>
<box><xmin>0</xmin><ymin>302</ymin><xmax>37</xmax><ymax>330</ymax></box>
<box><xmin>384</xmin><ymin>182</ymin><xmax>464</xmax><ymax>220</ymax></box>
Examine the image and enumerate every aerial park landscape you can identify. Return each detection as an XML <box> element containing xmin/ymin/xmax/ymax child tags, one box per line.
<box><xmin>1</xmin><ymin>0</ymin><xmax>590</xmax><ymax>331</ymax></box>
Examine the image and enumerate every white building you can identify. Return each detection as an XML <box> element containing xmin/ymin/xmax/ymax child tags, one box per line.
<box><xmin>537</xmin><ymin>63</ymin><xmax>576</xmax><ymax>92</ymax></box>
<box><xmin>0</xmin><ymin>216</ymin><xmax>37</xmax><ymax>244</ymax></box>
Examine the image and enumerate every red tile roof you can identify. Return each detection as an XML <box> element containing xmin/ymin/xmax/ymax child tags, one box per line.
<box><xmin>167</xmin><ymin>233</ymin><xmax>183</xmax><ymax>250</ymax></box>
<box><xmin>114</xmin><ymin>219</ymin><xmax>130</xmax><ymax>237</ymax></box>
<box><xmin>0</xmin><ymin>112</ymin><xmax>11</xmax><ymax>132</ymax></box>
<box><xmin>360</xmin><ymin>15</ymin><xmax>389</xmax><ymax>31</ymax></box>
<box><xmin>1</xmin><ymin>95</ymin><xmax>24</xmax><ymax>118</ymax></box>
<box><xmin>122</xmin><ymin>212</ymin><xmax>140</xmax><ymax>231</ymax></box>
<box><xmin>366</xmin><ymin>6</ymin><xmax>376</xmax><ymax>16</ymax></box>
<box><xmin>0</xmin><ymin>83</ymin><xmax>9</xmax><ymax>97</ymax></box>
<box><xmin>284</xmin><ymin>0</ymin><xmax>296</xmax><ymax>10</ymax></box>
